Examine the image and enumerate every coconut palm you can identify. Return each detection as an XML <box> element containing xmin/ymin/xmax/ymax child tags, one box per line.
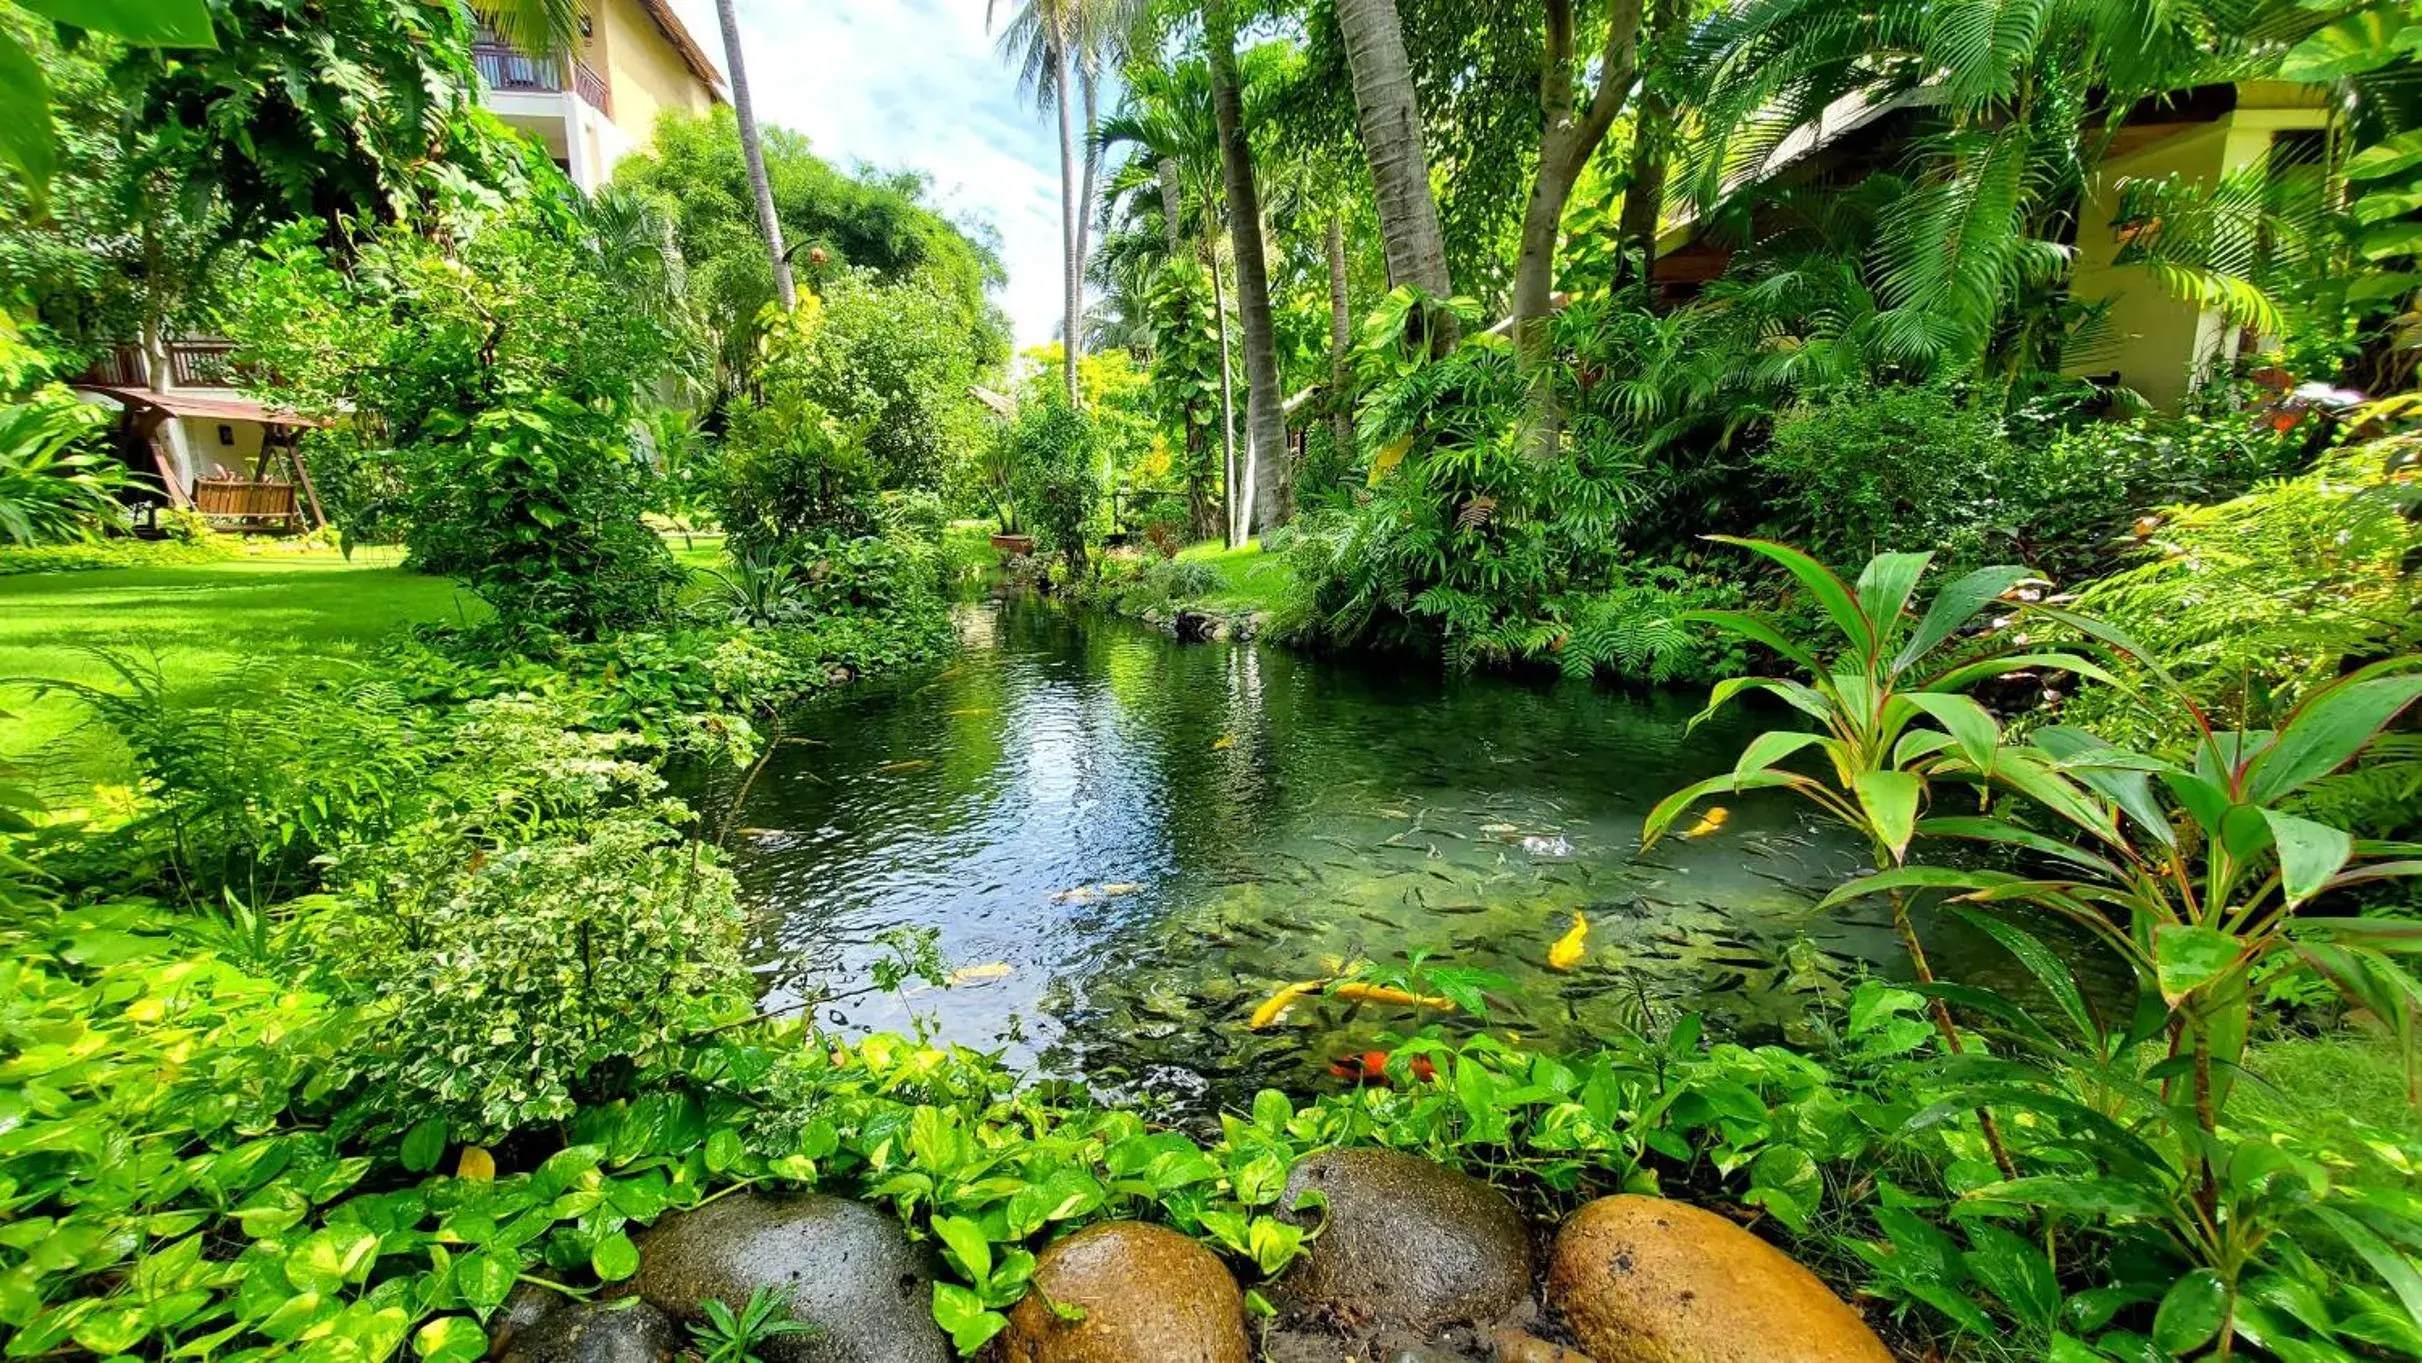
<box><xmin>1203</xmin><ymin>0</ymin><xmax>1285</xmax><ymax>541</ymax></box>
<box><xmin>992</xmin><ymin>0</ymin><xmax>1146</xmax><ymax>408</ymax></box>
<box><xmin>708</xmin><ymin>0</ymin><xmax>792</xmax><ymax>310</ymax></box>
<box><xmin>1332</xmin><ymin>0</ymin><xmax>1455</xmax><ymax>350</ymax></box>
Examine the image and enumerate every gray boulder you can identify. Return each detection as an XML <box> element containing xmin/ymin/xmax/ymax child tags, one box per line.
<box><xmin>1278</xmin><ymin>1148</ymin><xmax>1532</xmax><ymax>1332</ymax></box>
<box><xmin>631</xmin><ymin>1193</ymin><xmax>948</xmax><ymax>1363</ymax></box>
<box><xmin>496</xmin><ymin>1301</ymin><xmax>679</xmax><ymax>1363</ymax></box>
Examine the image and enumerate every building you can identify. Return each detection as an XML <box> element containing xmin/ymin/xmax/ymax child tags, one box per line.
<box><xmin>475</xmin><ymin>0</ymin><xmax>725</xmax><ymax>190</ymax></box>
<box><xmin>1651</xmin><ymin>81</ymin><xmax>2335</xmax><ymax>409</ymax></box>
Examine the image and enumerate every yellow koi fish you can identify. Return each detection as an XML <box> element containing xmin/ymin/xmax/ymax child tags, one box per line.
<box><xmin>1681</xmin><ymin>806</ymin><xmax>1731</xmax><ymax>839</ymax></box>
<box><xmin>1248</xmin><ymin>979</ymin><xmax>1327</xmax><ymax>1030</ymax></box>
<box><xmin>1548</xmin><ymin>912</ymin><xmax>1588</xmax><ymax>971</ymax></box>
<box><xmin>948</xmin><ymin>962</ymin><xmax>1012</xmax><ymax>985</ymax></box>
<box><xmin>1212</xmin><ymin>732</ymin><xmax>1238</xmax><ymax>751</ymax></box>
<box><xmin>1098</xmin><ymin>883</ymin><xmax>1145</xmax><ymax>896</ymax></box>
<box><xmin>946</xmin><ymin>707</ymin><xmax>994</xmax><ymax>717</ymax></box>
<box><xmin>1334</xmin><ymin>982</ymin><xmax>1454</xmax><ymax>1012</ymax></box>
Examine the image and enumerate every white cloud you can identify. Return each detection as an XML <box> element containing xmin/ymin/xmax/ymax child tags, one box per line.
<box><xmin>663</xmin><ymin>0</ymin><xmax>1071</xmax><ymax>351</ymax></box>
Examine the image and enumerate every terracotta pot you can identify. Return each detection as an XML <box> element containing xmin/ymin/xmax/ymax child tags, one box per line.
<box><xmin>990</xmin><ymin>533</ymin><xmax>1035</xmax><ymax>555</ymax></box>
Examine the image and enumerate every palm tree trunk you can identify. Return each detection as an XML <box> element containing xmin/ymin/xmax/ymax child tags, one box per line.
<box><xmin>714</xmin><ymin>0</ymin><xmax>793</xmax><ymax>311</ymax></box>
<box><xmin>1211</xmin><ymin>244</ymin><xmax>1237</xmax><ymax>544</ymax></box>
<box><xmin>1057</xmin><ymin>42</ymin><xmax>1082</xmax><ymax>408</ymax></box>
<box><xmin>1334</xmin><ymin>0</ymin><xmax>1456</xmax><ymax>354</ymax></box>
<box><xmin>1205</xmin><ymin>0</ymin><xmax>1286</xmax><ymax>539</ymax></box>
<box><xmin>1326</xmin><ymin>212</ymin><xmax>1354</xmax><ymax>473</ymax></box>
<box><xmin>1075</xmin><ymin>73</ymin><xmax>1101</xmax><ymax>343</ymax></box>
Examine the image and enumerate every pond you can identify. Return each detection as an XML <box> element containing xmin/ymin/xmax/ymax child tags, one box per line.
<box><xmin>717</xmin><ymin>599</ymin><xmax>2073</xmax><ymax>1106</ymax></box>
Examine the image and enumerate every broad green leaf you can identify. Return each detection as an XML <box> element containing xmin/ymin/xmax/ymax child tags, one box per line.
<box><xmin>2249</xmin><ymin>675</ymin><xmax>2422</xmax><ymax>803</ymax></box>
<box><xmin>1679</xmin><ymin>609</ymin><xmax>1824</xmax><ymax>676</ymax></box>
<box><xmin>1895</xmin><ymin>565</ymin><xmax>2030</xmax><ymax>673</ymax></box>
<box><xmin>1854</xmin><ymin>551</ymin><xmax>1933</xmax><ymax>644</ymax></box>
<box><xmin>400</xmin><ymin>1118</ymin><xmax>447</xmax><ymax>1175</ymax></box>
<box><xmin>928</xmin><ymin>1214</ymin><xmax>991</xmax><ymax>1283</ymax></box>
<box><xmin>1853</xmin><ymin>769</ymin><xmax>1921</xmax><ymax>861</ymax></box>
<box><xmin>2153</xmin><ymin>924</ymin><xmax>2243</xmax><ymax>1006</ymax></box>
<box><xmin>1813</xmin><ymin>865</ymin><xmax>2019</xmax><ymax>912</ymax></box>
<box><xmin>2350</xmin><ymin>129</ymin><xmax>2422</xmax><ymax>182</ymax></box>
<box><xmin>590</xmin><ymin>1232</ymin><xmax>639</xmax><ymax>1282</ymax></box>
<box><xmin>1705</xmin><ymin>536</ymin><xmax>1875</xmax><ymax>659</ymax></box>
<box><xmin>2151</xmin><ymin>1269</ymin><xmax>2227</xmax><ymax>1355</ymax></box>
<box><xmin>1903</xmin><ymin>692</ymin><xmax>1999</xmax><ymax>771</ymax></box>
<box><xmin>2280</xmin><ymin>4</ymin><xmax>2406</xmax><ymax>79</ymax></box>
<box><xmin>2313</xmin><ymin>1206</ymin><xmax>2422</xmax><ymax>1329</ymax></box>
<box><xmin>1947</xmin><ymin>907</ymin><xmax>2098</xmax><ymax>1045</ymax></box>
<box><xmin>18</xmin><ymin>0</ymin><xmax>216</xmax><ymax>44</ymax></box>
<box><xmin>2262</xmin><ymin>810</ymin><xmax>2354</xmax><ymax>908</ymax></box>
<box><xmin>2034</xmin><ymin>726</ymin><xmax>2173</xmax><ymax>848</ymax></box>
<box><xmin>1961</xmin><ymin>1176</ymin><xmax>2165</xmax><ymax>1220</ymax></box>
<box><xmin>1917</xmin><ymin>815</ymin><xmax>2124</xmax><ymax>878</ymax></box>
<box><xmin>412</xmin><ymin>1316</ymin><xmax>487</xmax><ymax>1363</ymax></box>
<box><xmin>1639</xmin><ymin>769</ymin><xmax>1803</xmax><ymax>849</ymax></box>
<box><xmin>1925</xmin><ymin>651</ymin><xmax>2120</xmax><ymax>695</ymax></box>
<box><xmin>1732</xmin><ymin>729</ymin><xmax>1827</xmax><ymax>782</ymax></box>
<box><xmin>930</xmin><ymin>1282</ymin><xmax>1006</xmax><ymax>1356</ymax></box>
<box><xmin>0</xmin><ymin>32</ymin><xmax>52</xmax><ymax>205</ymax></box>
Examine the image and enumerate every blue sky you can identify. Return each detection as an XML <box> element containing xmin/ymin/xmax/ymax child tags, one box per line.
<box><xmin>663</xmin><ymin>0</ymin><xmax>1070</xmax><ymax>351</ymax></box>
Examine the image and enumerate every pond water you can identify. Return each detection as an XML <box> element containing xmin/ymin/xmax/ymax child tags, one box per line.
<box><xmin>717</xmin><ymin>600</ymin><xmax>2070</xmax><ymax>1106</ymax></box>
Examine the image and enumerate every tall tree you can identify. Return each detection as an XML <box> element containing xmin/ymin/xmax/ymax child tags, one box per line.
<box><xmin>1617</xmin><ymin>0</ymin><xmax>1689</xmax><ymax>298</ymax></box>
<box><xmin>1513</xmin><ymin>0</ymin><xmax>1646</xmax><ymax>370</ymax></box>
<box><xmin>1333</xmin><ymin>0</ymin><xmax>1456</xmax><ymax>351</ymax></box>
<box><xmin>1204</xmin><ymin>0</ymin><xmax>1285</xmax><ymax>540</ymax></box>
<box><xmin>711</xmin><ymin>0</ymin><xmax>794</xmax><ymax>310</ymax></box>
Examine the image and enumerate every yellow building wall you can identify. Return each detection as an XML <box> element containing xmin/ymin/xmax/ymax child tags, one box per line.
<box><xmin>589</xmin><ymin>0</ymin><xmax>715</xmax><ymax>149</ymax></box>
<box><xmin>2065</xmin><ymin>84</ymin><xmax>2331</xmax><ymax>409</ymax></box>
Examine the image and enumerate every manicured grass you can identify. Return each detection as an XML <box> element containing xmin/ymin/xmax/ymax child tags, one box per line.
<box><xmin>1171</xmin><ymin>538</ymin><xmax>1301</xmax><ymax>615</ymax></box>
<box><xmin>2242</xmin><ymin>1030</ymin><xmax>2420</xmax><ymax>1137</ymax></box>
<box><xmin>0</xmin><ymin>549</ymin><xmax>483</xmax><ymax>793</ymax></box>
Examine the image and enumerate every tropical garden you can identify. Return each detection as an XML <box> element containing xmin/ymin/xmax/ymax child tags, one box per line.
<box><xmin>2</xmin><ymin>0</ymin><xmax>2421</xmax><ymax>1357</ymax></box>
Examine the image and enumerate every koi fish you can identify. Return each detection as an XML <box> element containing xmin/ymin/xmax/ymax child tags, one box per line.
<box><xmin>879</xmin><ymin>759</ymin><xmax>932</xmax><ymax>772</ymax></box>
<box><xmin>1521</xmin><ymin>835</ymin><xmax>1574</xmax><ymax>857</ymax></box>
<box><xmin>948</xmin><ymin>962</ymin><xmax>1012</xmax><ymax>985</ymax></box>
<box><xmin>1334</xmin><ymin>981</ymin><xmax>1454</xmax><ymax>1012</ymax></box>
<box><xmin>1098</xmin><ymin>883</ymin><xmax>1145</xmax><ymax>896</ymax></box>
<box><xmin>1213</xmin><ymin>732</ymin><xmax>1238</xmax><ymax>751</ymax></box>
<box><xmin>946</xmin><ymin>707</ymin><xmax>994</xmax><ymax>717</ymax></box>
<box><xmin>1248</xmin><ymin>979</ymin><xmax>1326</xmax><ymax>1029</ymax></box>
<box><xmin>1548</xmin><ymin>912</ymin><xmax>1588</xmax><ymax>972</ymax></box>
<box><xmin>1328</xmin><ymin>1050</ymin><xmax>1438</xmax><ymax>1086</ymax></box>
<box><xmin>1681</xmin><ymin>806</ymin><xmax>1731</xmax><ymax>839</ymax></box>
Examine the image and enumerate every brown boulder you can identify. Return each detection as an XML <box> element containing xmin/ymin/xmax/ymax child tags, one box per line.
<box><xmin>1546</xmin><ymin>1196</ymin><xmax>1890</xmax><ymax>1363</ymax></box>
<box><xmin>1001</xmin><ymin>1221</ymin><xmax>1249</xmax><ymax>1363</ymax></box>
<box><xmin>1278</xmin><ymin>1148</ymin><xmax>1532</xmax><ymax>1331</ymax></box>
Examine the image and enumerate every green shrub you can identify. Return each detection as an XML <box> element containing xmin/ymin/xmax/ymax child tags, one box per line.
<box><xmin>1006</xmin><ymin>401</ymin><xmax>1103</xmax><ymax>575</ymax></box>
<box><xmin>0</xmin><ymin>534</ymin><xmax>231</xmax><ymax>576</ymax></box>
<box><xmin>0</xmin><ymin>386</ymin><xmax>124</xmax><ymax>546</ymax></box>
<box><xmin>1757</xmin><ymin>384</ymin><xmax>2019</xmax><ymax>566</ymax></box>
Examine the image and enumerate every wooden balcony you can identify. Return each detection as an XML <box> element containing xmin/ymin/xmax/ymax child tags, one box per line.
<box><xmin>472</xmin><ymin>39</ymin><xmax>612</xmax><ymax>115</ymax></box>
<box><xmin>74</xmin><ymin>339</ymin><xmax>257</xmax><ymax>391</ymax></box>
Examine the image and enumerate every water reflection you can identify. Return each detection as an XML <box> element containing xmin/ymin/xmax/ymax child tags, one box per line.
<box><xmin>719</xmin><ymin>599</ymin><xmax>2105</xmax><ymax>1105</ymax></box>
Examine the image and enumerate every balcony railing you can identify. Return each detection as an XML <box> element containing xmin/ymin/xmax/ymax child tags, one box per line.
<box><xmin>472</xmin><ymin>39</ymin><xmax>611</xmax><ymax>115</ymax></box>
<box><xmin>75</xmin><ymin>339</ymin><xmax>257</xmax><ymax>391</ymax></box>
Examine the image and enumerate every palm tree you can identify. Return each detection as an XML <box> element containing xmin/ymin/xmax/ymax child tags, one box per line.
<box><xmin>1204</xmin><ymin>0</ymin><xmax>1285</xmax><ymax>541</ymax></box>
<box><xmin>1332</xmin><ymin>0</ymin><xmax>1455</xmax><ymax>351</ymax></box>
<box><xmin>993</xmin><ymin>0</ymin><xmax>1144</xmax><ymax>408</ymax></box>
<box><xmin>1099</xmin><ymin>55</ymin><xmax>1237</xmax><ymax>539</ymax></box>
<box><xmin>710</xmin><ymin>0</ymin><xmax>793</xmax><ymax>310</ymax></box>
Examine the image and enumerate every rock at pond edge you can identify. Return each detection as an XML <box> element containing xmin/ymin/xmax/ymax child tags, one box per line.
<box><xmin>629</xmin><ymin>1191</ymin><xmax>948</xmax><ymax>1363</ymax></box>
<box><xmin>1546</xmin><ymin>1195</ymin><xmax>1892</xmax><ymax>1363</ymax></box>
<box><xmin>1002</xmin><ymin>1220</ymin><xmax>1250</xmax><ymax>1363</ymax></box>
<box><xmin>1277</xmin><ymin>1147</ymin><xmax>1533</xmax><ymax>1332</ymax></box>
<box><xmin>495</xmin><ymin>1300</ymin><xmax>679</xmax><ymax>1363</ymax></box>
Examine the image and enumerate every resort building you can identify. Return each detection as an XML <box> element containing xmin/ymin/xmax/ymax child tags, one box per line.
<box><xmin>475</xmin><ymin>0</ymin><xmax>726</xmax><ymax>190</ymax></box>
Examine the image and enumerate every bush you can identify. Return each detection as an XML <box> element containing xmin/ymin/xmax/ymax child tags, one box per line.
<box><xmin>229</xmin><ymin>207</ymin><xmax>684</xmax><ymax>638</ymax></box>
<box><xmin>0</xmin><ymin>386</ymin><xmax>124</xmax><ymax>546</ymax></box>
<box><xmin>1005</xmin><ymin>401</ymin><xmax>1103</xmax><ymax>575</ymax></box>
<box><xmin>0</xmin><ymin>534</ymin><xmax>232</xmax><ymax>576</ymax></box>
<box><xmin>1757</xmin><ymin>384</ymin><xmax>2020</xmax><ymax>566</ymax></box>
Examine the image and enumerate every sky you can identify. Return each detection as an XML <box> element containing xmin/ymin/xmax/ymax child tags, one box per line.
<box><xmin>662</xmin><ymin>0</ymin><xmax>1070</xmax><ymax>352</ymax></box>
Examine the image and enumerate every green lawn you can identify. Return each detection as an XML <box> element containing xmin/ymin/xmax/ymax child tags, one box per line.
<box><xmin>0</xmin><ymin>550</ymin><xmax>483</xmax><ymax>794</ymax></box>
<box><xmin>1171</xmin><ymin>538</ymin><xmax>1301</xmax><ymax>615</ymax></box>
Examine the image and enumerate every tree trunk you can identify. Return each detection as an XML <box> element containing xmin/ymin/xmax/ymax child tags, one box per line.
<box><xmin>1158</xmin><ymin>157</ymin><xmax>1185</xmax><ymax>260</ymax></box>
<box><xmin>1326</xmin><ymin>212</ymin><xmax>1354</xmax><ymax>475</ymax></box>
<box><xmin>1211</xmin><ymin>245</ymin><xmax>1237</xmax><ymax>543</ymax></box>
<box><xmin>1617</xmin><ymin>0</ymin><xmax>1687</xmax><ymax>299</ymax></box>
<box><xmin>1057</xmin><ymin>42</ymin><xmax>1082</xmax><ymax>408</ymax></box>
<box><xmin>714</xmin><ymin>0</ymin><xmax>794</xmax><ymax>311</ymax></box>
<box><xmin>1205</xmin><ymin>0</ymin><xmax>1287</xmax><ymax>540</ymax></box>
<box><xmin>1515</xmin><ymin>0</ymin><xmax>1646</xmax><ymax>455</ymax></box>
<box><xmin>1334</xmin><ymin>0</ymin><xmax>1456</xmax><ymax>354</ymax></box>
